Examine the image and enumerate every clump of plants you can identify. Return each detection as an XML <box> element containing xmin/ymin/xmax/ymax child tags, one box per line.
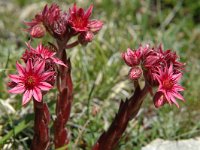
<box><xmin>7</xmin><ymin>2</ymin><xmax>185</xmax><ymax>150</ymax></box>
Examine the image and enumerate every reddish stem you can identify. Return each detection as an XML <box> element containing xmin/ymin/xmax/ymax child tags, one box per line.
<box><xmin>92</xmin><ymin>84</ymin><xmax>149</xmax><ymax>150</ymax></box>
<box><xmin>31</xmin><ymin>100</ymin><xmax>50</xmax><ymax>150</ymax></box>
<box><xmin>53</xmin><ymin>40</ymin><xmax>73</xmax><ymax>149</ymax></box>
<box><xmin>65</xmin><ymin>41</ymin><xmax>79</xmax><ymax>49</ymax></box>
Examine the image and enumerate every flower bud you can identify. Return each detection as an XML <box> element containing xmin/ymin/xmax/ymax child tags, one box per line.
<box><xmin>122</xmin><ymin>48</ymin><xmax>140</xmax><ymax>67</ymax></box>
<box><xmin>30</xmin><ymin>24</ymin><xmax>46</xmax><ymax>38</ymax></box>
<box><xmin>153</xmin><ymin>92</ymin><xmax>166</xmax><ymax>108</ymax></box>
<box><xmin>7</xmin><ymin>81</ymin><xmax>17</xmax><ymax>88</ymax></box>
<box><xmin>78</xmin><ymin>31</ymin><xmax>94</xmax><ymax>45</ymax></box>
<box><xmin>129</xmin><ymin>66</ymin><xmax>142</xmax><ymax>80</ymax></box>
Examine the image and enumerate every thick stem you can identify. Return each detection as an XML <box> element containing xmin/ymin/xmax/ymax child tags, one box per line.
<box><xmin>31</xmin><ymin>100</ymin><xmax>50</xmax><ymax>150</ymax></box>
<box><xmin>53</xmin><ymin>40</ymin><xmax>73</xmax><ymax>149</ymax></box>
<box><xmin>92</xmin><ymin>84</ymin><xmax>149</xmax><ymax>150</ymax></box>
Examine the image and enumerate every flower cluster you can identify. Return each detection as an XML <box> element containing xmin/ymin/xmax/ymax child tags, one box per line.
<box><xmin>25</xmin><ymin>3</ymin><xmax>103</xmax><ymax>45</ymax></box>
<box><xmin>122</xmin><ymin>44</ymin><xmax>185</xmax><ymax>108</ymax></box>
<box><xmin>8</xmin><ymin>3</ymin><xmax>103</xmax><ymax>148</ymax></box>
<box><xmin>8</xmin><ymin>43</ymin><xmax>65</xmax><ymax>105</ymax></box>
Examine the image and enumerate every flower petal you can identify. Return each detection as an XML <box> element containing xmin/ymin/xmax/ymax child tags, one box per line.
<box><xmin>168</xmin><ymin>94</ymin><xmax>179</xmax><ymax>108</ymax></box>
<box><xmin>40</xmin><ymin>71</ymin><xmax>55</xmax><ymax>80</ymax></box>
<box><xmin>173</xmin><ymin>91</ymin><xmax>185</xmax><ymax>101</ymax></box>
<box><xmin>38</xmin><ymin>82</ymin><xmax>53</xmax><ymax>91</ymax></box>
<box><xmin>22</xmin><ymin>90</ymin><xmax>33</xmax><ymax>105</ymax></box>
<box><xmin>84</xmin><ymin>4</ymin><xmax>93</xmax><ymax>19</ymax></box>
<box><xmin>33</xmin><ymin>87</ymin><xmax>42</xmax><ymax>102</ymax></box>
<box><xmin>26</xmin><ymin>59</ymin><xmax>33</xmax><ymax>72</ymax></box>
<box><xmin>51</xmin><ymin>57</ymin><xmax>67</xmax><ymax>67</ymax></box>
<box><xmin>9</xmin><ymin>74</ymin><xmax>23</xmax><ymax>83</ymax></box>
<box><xmin>8</xmin><ymin>84</ymin><xmax>25</xmax><ymax>94</ymax></box>
<box><xmin>164</xmin><ymin>91</ymin><xmax>172</xmax><ymax>105</ymax></box>
<box><xmin>34</xmin><ymin>60</ymin><xmax>45</xmax><ymax>74</ymax></box>
<box><xmin>172</xmin><ymin>73</ymin><xmax>182</xmax><ymax>82</ymax></box>
<box><xmin>173</xmin><ymin>85</ymin><xmax>184</xmax><ymax>91</ymax></box>
<box><xmin>16</xmin><ymin>62</ymin><xmax>25</xmax><ymax>76</ymax></box>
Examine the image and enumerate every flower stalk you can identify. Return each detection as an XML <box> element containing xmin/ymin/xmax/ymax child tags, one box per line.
<box><xmin>92</xmin><ymin>84</ymin><xmax>149</xmax><ymax>150</ymax></box>
<box><xmin>53</xmin><ymin>41</ymin><xmax>73</xmax><ymax>148</ymax></box>
<box><xmin>31</xmin><ymin>100</ymin><xmax>50</xmax><ymax>150</ymax></box>
<box><xmin>93</xmin><ymin>44</ymin><xmax>185</xmax><ymax>149</ymax></box>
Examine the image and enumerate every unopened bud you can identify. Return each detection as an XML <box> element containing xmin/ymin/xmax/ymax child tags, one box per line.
<box><xmin>78</xmin><ymin>31</ymin><xmax>94</xmax><ymax>45</ymax></box>
<box><xmin>129</xmin><ymin>66</ymin><xmax>142</xmax><ymax>80</ymax></box>
<box><xmin>30</xmin><ymin>24</ymin><xmax>46</xmax><ymax>38</ymax></box>
<box><xmin>122</xmin><ymin>48</ymin><xmax>140</xmax><ymax>67</ymax></box>
<box><xmin>153</xmin><ymin>92</ymin><xmax>166</xmax><ymax>108</ymax></box>
<box><xmin>7</xmin><ymin>81</ymin><xmax>17</xmax><ymax>88</ymax></box>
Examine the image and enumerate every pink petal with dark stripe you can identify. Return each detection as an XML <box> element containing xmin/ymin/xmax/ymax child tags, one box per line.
<box><xmin>51</xmin><ymin>57</ymin><xmax>67</xmax><ymax>67</ymax></box>
<box><xmin>16</xmin><ymin>62</ymin><xmax>25</xmax><ymax>76</ymax></box>
<box><xmin>34</xmin><ymin>61</ymin><xmax>45</xmax><ymax>74</ymax></box>
<box><xmin>22</xmin><ymin>90</ymin><xmax>33</xmax><ymax>105</ymax></box>
<box><xmin>41</xmin><ymin>71</ymin><xmax>55</xmax><ymax>80</ymax></box>
<box><xmin>26</xmin><ymin>59</ymin><xmax>33</xmax><ymax>72</ymax></box>
<box><xmin>33</xmin><ymin>87</ymin><xmax>42</xmax><ymax>102</ymax></box>
<box><xmin>38</xmin><ymin>82</ymin><xmax>53</xmax><ymax>91</ymax></box>
<box><xmin>173</xmin><ymin>92</ymin><xmax>185</xmax><ymax>101</ymax></box>
<box><xmin>84</xmin><ymin>4</ymin><xmax>93</xmax><ymax>19</ymax></box>
<box><xmin>9</xmin><ymin>84</ymin><xmax>25</xmax><ymax>94</ymax></box>
<box><xmin>9</xmin><ymin>74</ymin><xmax>23</xmax><ymax>83</ymax></box>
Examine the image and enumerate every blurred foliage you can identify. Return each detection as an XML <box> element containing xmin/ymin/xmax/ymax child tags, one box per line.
<box><xmin>0</xmin><ymin>0</ymin><xmax>200</xmax><ymax>149</ymax></box>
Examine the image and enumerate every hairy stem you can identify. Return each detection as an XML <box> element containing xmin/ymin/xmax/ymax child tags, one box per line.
<box><xmin>31</xmin><ymin>100</ymin><xmax>50</xmax><ymax>150</ymax></box>
<box><xmin>92</xmin><ymin>84</ymin><xmax>149</xmax><ymax>150</ymax></box>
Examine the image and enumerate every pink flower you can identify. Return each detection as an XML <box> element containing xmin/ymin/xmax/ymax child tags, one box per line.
<box><xmin>8</xmin><ymin>60</ymin><xmax>55</xmax><ymax>105</ymax></box>
<box><xmin>68</xmin><ymin>4</ymin><xmax>93</xmax><ymax>32</ymax></box>
<box><xmin>33</xmin><ymin>44</ymin><xmax>67</xmax><ymax>67</ymax></box>
<box><xmin>153</xmin><ymin>64</ymin><xmax>185</xmax><ymax>107</ymax></box>
<box><xmin>22</xmin><ymin>49</ymin><xmax>36</xmax><ymax>63</ymax></box>
<box><xmin>42</xmin><ymin>4</ymin><xmax>67</xmax><ymax>35</ymax></box>
<box><xmin>23</xmin><ymin>43</ymin><xmax>66</xmax><ymax>68</ymax></box>
<box><xmin>121</xmin><ymin>48</ymin><xmax>141</xmax><ymax>67</ymax></box>
<box><xmin>159</xmin><ymin>47</ymin><xmax>185</xmax><ymax>73</ymax></box>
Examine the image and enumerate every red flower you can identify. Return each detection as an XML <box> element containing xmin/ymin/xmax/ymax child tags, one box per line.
<box><xmin>25</xmin><ymin>4</ymin><xmax>67</xmax><ymax>37</ymax></box>
<box><xmin>154</xmin><ymin>64</ymin><xmax>185</xmax><ymax>107</ymax></box>
<box><xmin>42</xmin><ymin>4</ymin><xmax>61</xmax><ymax>26</ymax></box>
<box><xmin>68</xmin><ymin>4</ymin><xmax>93</xmax><ymax>32</ymax></box>
<box><xmin>122</xmin><ymin>44</ymin><xmax>185</xmax><ymax>108</ymax></box>
<box><xmin>8</xmin><ymin>60</ymin><xmax>55</xmax><ymax>105</ymax></box>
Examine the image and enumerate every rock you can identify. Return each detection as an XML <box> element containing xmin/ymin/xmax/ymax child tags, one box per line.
<box><xmin>142</xmin><ymin>138</ymin><xmax>200</xmax><ymax>150</ymax></box>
